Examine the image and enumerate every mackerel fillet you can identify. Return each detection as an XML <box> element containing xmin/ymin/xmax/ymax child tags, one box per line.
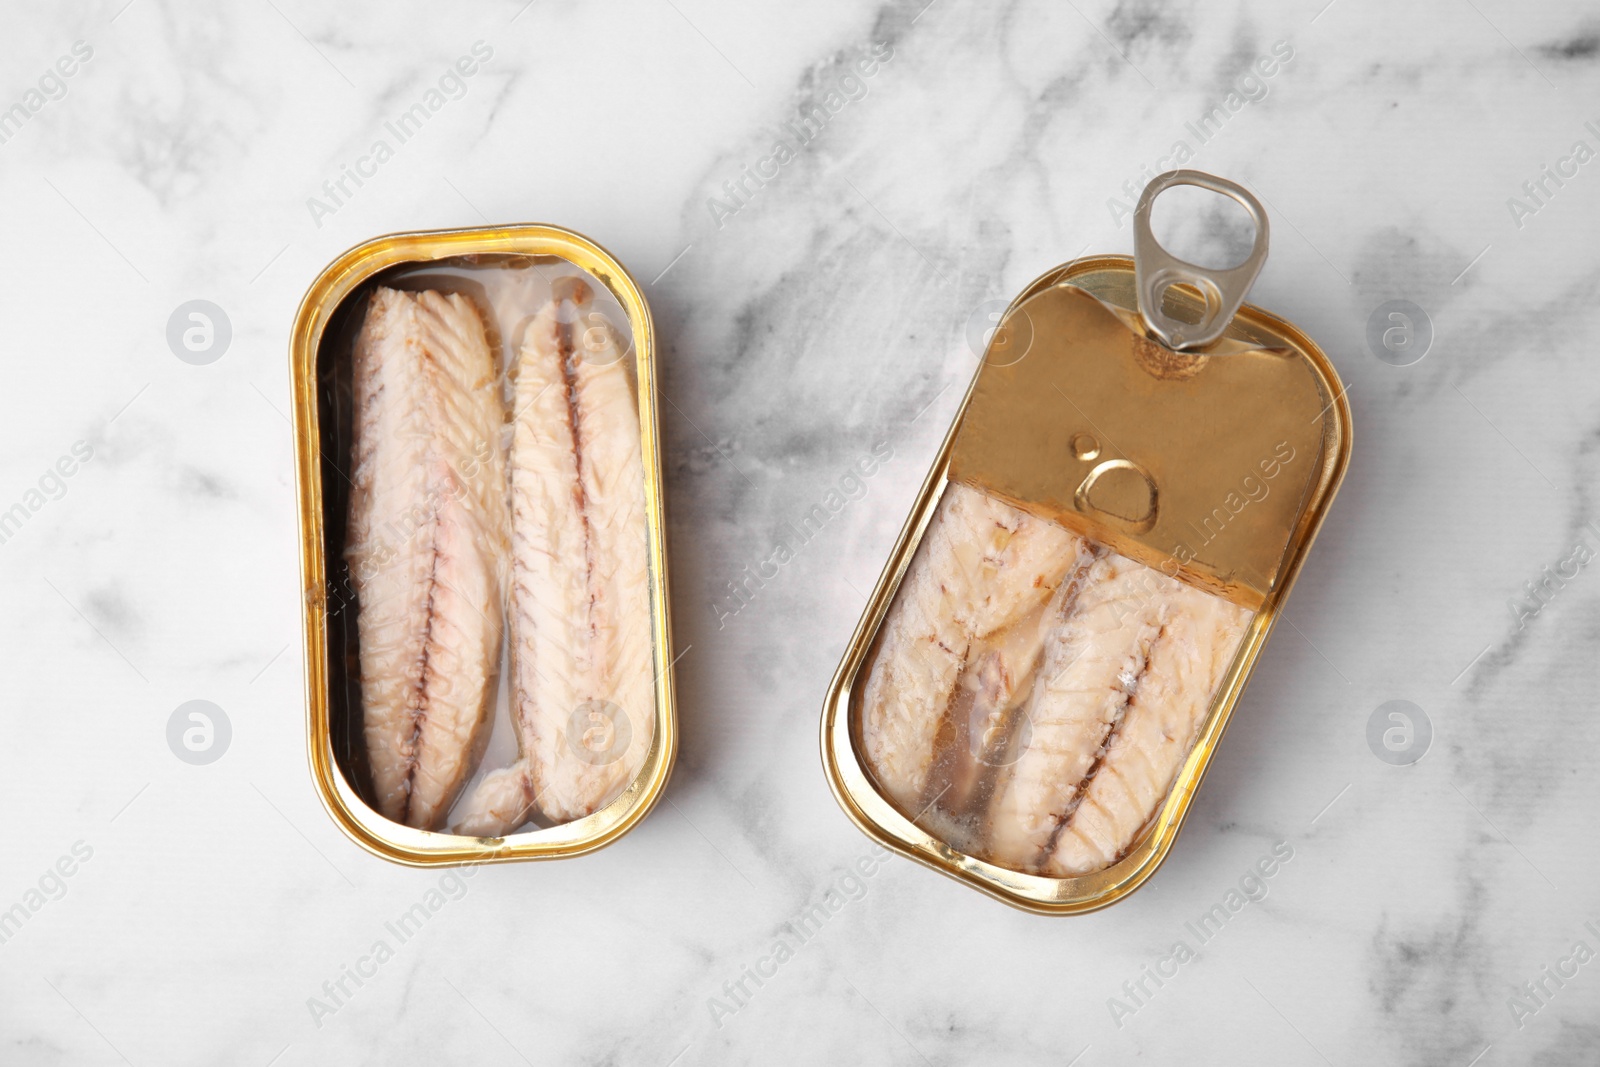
<box><xmin>860</xmin><ymin>483</ymin><xmax>1080</xmax><ymax>815</ymax></box>
<box><xmin>346</xmin><ymin>287</ymin><xmax>508</xmax><ymax>831</ymax></box>
<box><xmin>455</xmin><ymin>290</ymin><xmax>655</xmax><ymax>835</ymax></box>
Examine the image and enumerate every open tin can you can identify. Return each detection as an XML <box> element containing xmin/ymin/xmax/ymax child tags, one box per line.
<box><xmin>821</xmin><ymin>172</ymin><xmax>1352</xmax><ymax>913</ymax></box>
<box><xmin>290</xmin><ymin>225</ymin><xmax>677</xmax><ymax>866</ymax></box>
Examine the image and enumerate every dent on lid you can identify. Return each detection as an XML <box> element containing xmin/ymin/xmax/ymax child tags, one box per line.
<box><xmin>948</xmin><ymin>283</ymin><xmax>1328</xmax><ymax>610</ymax></box>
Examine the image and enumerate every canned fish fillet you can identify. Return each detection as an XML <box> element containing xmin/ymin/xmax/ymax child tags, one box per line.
<box><xmin>291</xmin><ymin>226</ymin><xmax>677</xmax><ymax>865</ymax></box>
<box><xmin>821</xmin><ymin>172</ymin><xmax>1351</xmax><ymax>912</ymax></box>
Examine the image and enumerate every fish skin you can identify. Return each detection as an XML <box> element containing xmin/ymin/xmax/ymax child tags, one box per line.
<box><xmin>934</xmin><ymin>638</ymin><xmax>1038</xmax><ymax>826</ymax></box>
<box><xmin>955</xmin><ymin>636</ymin><xmax>1045</xmax><ymax>785</ymax></box>
<box><xmin>939</xmin><ymin>558</ymin><xmax>1093</xmax><ymax>820</ymax></box>
<box><xmin>983</xmin><ymin>550</ymin><xmax>1175</xmax><ymax>869</ymax></box>
<box><xmin>346</xmin><ymin>287</ymin><xmax>508</xmax><ymax>831</ymax></box>
<box><xmin>454</xmin><ymin>296</ymin><xmax>654</xmax><ymax>836</ymax></box>
<box><xmin>860</xmin><ymin>483</ymin><xmax>1081</xmax><ymax>815</ymax></box>
<box><xmin>1042</xmin><ymin>580</ymin><xmax>1249</xmax><ymax>876</ymax></box>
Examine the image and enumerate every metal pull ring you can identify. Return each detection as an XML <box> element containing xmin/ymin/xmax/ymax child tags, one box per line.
<box><xmin>1133</xmin><ymin>170</ymin><xmax>1269</xmax><ymax>351</ymax></box>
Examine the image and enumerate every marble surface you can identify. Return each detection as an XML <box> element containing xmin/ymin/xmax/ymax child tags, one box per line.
<box><xmin>2</xmin><ymin>0</ymin><xmax>1599</xmax><ymax>1063</ymax></box>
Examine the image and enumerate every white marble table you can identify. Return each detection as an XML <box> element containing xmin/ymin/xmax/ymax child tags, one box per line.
<box><xmin>2</xmin><ymin>0</ymin><xmax>1598</xmax><ymax>1063</ymax></box>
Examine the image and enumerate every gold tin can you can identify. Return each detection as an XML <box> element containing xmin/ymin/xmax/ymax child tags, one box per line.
<box><xmin>821</xmin><ymin>172</ymin><xmax>1352</xmax><ymax>913</ymax></box>
<box><xmin>290</xmin><ymin>225</ymin><xmax>677</xmax><ymax>866</ymax></box>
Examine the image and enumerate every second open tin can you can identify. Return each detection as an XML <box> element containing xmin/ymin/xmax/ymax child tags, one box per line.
<box><xmin>821</xmin><ymin>172</ymin><xmax>1352</xmax><ymax>913</ymax></box>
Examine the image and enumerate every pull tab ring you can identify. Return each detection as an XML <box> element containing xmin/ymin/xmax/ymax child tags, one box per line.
<box><xmin>1133</xmin><ymin>170</ymin><xmax>1269</xmax><ymax>351</ymax></box>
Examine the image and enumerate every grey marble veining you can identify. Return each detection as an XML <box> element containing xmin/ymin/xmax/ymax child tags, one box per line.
<box><xmin>1</xmin><ymin>0</ymin><xmax>1598</xmax><ymax>1063</ymax></box>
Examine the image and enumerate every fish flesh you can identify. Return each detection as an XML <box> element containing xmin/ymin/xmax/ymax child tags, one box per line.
<box><xmin>455</xmin><ymin>285</ymin><xmax>655</xmax><ymax>835</ymax></box>
<box><xmin>983</xmin><ymin>550</ymin><xmax>1174</xmax><ymax>869</ymax></box>
<box><xmin>858</xmin><ymin>479</ymin><xmax>1252</xmax><ymax>875</ymax></box>
<box><xmin>1042</xmin><ymin>582</ymin><xmax>1248</xmax><ymax>876</ymax></box>
<box><xmin>937</xmin><ymin>612</ymin><xmax>1051</xmax><ymax>813</ymax></box>
<box><xmin>928</xmin><ymin>540</ymin><xmax>1102</xmax><ymax>825</ymax></box>
<box><xmin>860</xmin><ymin>483</ymin><xmax>1082</xmax><ymax>816</ymax></box>
<box><xmin>346</xmin><ymin>287</ymin><xmax>508</xmax><ymax>831</ymax></box>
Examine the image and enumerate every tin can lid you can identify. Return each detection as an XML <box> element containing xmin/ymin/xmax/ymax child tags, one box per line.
<box><xmin>949</xmin><ymin>172</ymin><xmax>1345</xmax><ymax>610</ymax></box>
